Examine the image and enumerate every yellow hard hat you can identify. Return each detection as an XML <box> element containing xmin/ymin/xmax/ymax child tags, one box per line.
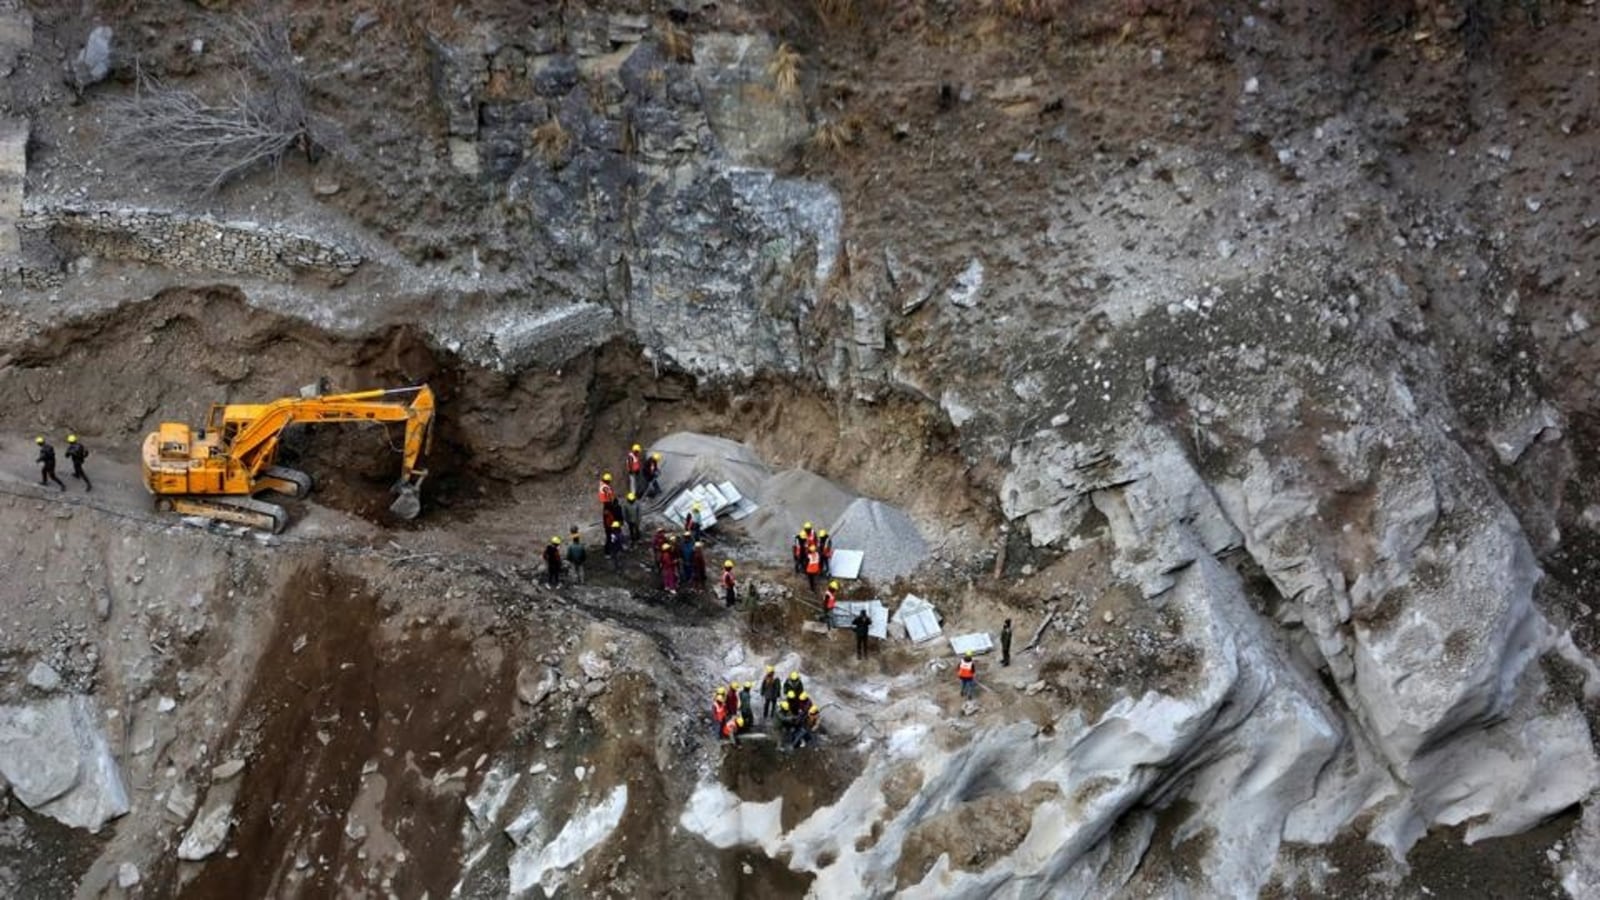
<box><xmin>800</xmin><ymin>692</ymin><xmax>809</xmax><ymax>701</ymax></box>
<box><xmin>736</xmin><ymin>716</ymin><xmax>744</xmax><ymax>725</ymax></box>
<box><xmin>724</xmin><ymin>560</ymin><xmax>734</xmax><ymax>569</ymax></box>
<box><xmin>651</xmin><ymin>452</ymin><xmax>662</xmax><ymax>460</ymax></box>
<box><xmin>828</xmin><ymin>581</ymin><xmax>839</xmax><ymax>589</ymax></box>
<box><xmin>715</xmin><ymin>688</ymin><xmax>725</xmax><ymax>696</ymax></box>
<box><xmin>695</xmin><ymin>541</ymin><xmax>704</xmax><ymax>547</ymax></box>
<box><xmin>552</xmin><ymin>536</ymin><xmax>561</xmax><ymax>544</ymax></box>
<box><xmin>780</xmin><ymin>702</ymin><xmax>790</xmax><ymax>711</ymax></box>
<box><xmin>602</xmin><ymin>472</ymin><xmax>612</xmax><ymax>482</ymax></box>
<box><xmin>789</xmin><ymin>671</ymin><xmax>800</xmax><ymax>679</ymax></box>
<box><xmin>765</xmin><ymin>665</ymin><xmax>775</xmax><ymax>672</ymax></box>
<box><xmin>964</xmin><ymin>651</ymin><xmax>973</xmax><ymax>659</ymax></box>
<box><xmin>611</xmin><ymin>520</ymin><xmax>621</xmax><ymax>528</ymax></box>
<box><xmin>819</xmin><ymin>529</ymin><xmax>828</xmax><ymax>537</ymax></box>
<box><xmin>631</xmin><ymin>443</ymin><xmax>641</xmax><ymax>452</ymax></box>
<box><xmin>786</xmin><ymin>691</ymin><xmax>796</xmax><ymax>699</ymax></box>
<box><xmin>66</xmin><ymin>435</ymin><xmax>77</xmax><ymax>443</ymax></box>
<box><xmin>626</xmin><ymin>491</ymin><xmax>636</xmax><ymax>501</ymax></box>
<box><xmin>803</xmin><ymin>521</ymin><xmax>812</xmax><ymax>530</ymax></box>
<box><xmin>34</xmin><ymin>436</ymin><xmax>44</xmax><ymax>444</ymax></box>
<box><xmin>692</xmin><ymin>502</ymin><xmax>702</xmax><ymax>510</ymax></box>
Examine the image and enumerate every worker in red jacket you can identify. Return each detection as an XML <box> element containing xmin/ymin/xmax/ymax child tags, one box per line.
<box><xmin>626</xmin><ymin>443</ymin><xmax>643</xmax><ymax>496</ymax></box>
<box><xmin>721</xmin><ymin>560</ymin><xmax>737</xmax><ymax>608</ymax></box>
<box><xmin>822</xmin><ymin>580</ymin><xmax>839</xmax><ymax>629</ymax></box>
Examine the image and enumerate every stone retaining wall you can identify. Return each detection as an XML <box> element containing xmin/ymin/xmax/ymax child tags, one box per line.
<box><xmin>18</xmin><ymin>202</ymin><xmax>363</xmax><ymax>281</ymax></box>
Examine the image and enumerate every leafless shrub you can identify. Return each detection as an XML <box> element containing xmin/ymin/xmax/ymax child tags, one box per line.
<box><xmin>105</xmin><ymin>18</ymin><xmax>344</xmax><ymax>194</ymax></box>
<box><xmin>768</xmin><ymin>42</ymin><xmax>803</xmax><ymax>97</ymax></box>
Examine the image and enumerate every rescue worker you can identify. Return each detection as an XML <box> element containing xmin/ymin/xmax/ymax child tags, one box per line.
<box><xmin>34</xmin><ymin>437</ymin><xmax>64</xmax><ymax>491</ymax></box>
<box><xmin>805</xmin><ymin>700</ymin><xmax>821</xmax><ymax>736</ymax></box>
<box><xmin>804</xmin><ymin>543</ymin><xmax>823</xmax><ymax>592</ymax></box>
<box><xmin>783</xmin><ymin>671</ymin><xmax>805</xmax><ymax>698</ymax></box>
<box><xmin>818</xmin><ymin>529</ymin><xmax>833</xmax><ymax>575</ymax></box>
<box><xmin>679</xmin><ymin>532</ymin><xmax>695</xmax><ymax>587</ymax></box>
<box><xmin>542</xmin><ymin>536</ymin><xmax>563</xmax><ymax>587</ymax></box>
<box><xmin>565</xmin><ymin>530</ymin><xmax>587</xmax><ymax>584</ymax></box>
<box><xmin>792</xmin><ymin>531</ymin><xmax>805</xmax><ymax>574</ymax></box>
<box><xmin>643</xmin><ymin>451</ymin><xmax>663</xmax><ymax>498</ymax></box>
<box><xmin>606</xmin><ymin>521</ymin><xmax>625</xmax><ymax>572</ymax></box>
<box><xmin>853</xmin><ymin>608</ymin><xmax>871</xmax><ymax>659</ymax></box>
<box><xmin>684</xmin><ymin>502</ymin><xmax>704</xmax><ymax>543</ymax></box>
<box><xmin>623</xmin><ymin>492</ymin><xmax>642</xmax><ymax>542</ymax></box>
<box><xmin>691</xmin><ymin>541</ymin><xmax>708</xmax><ymax>590</ymax></box>
<box><xmin>822</xmin><ymin>580</ymin><xmax>839</xmax><ymax>629</ymax></box>
<box><xmin>712</xmin><ymin>689</ymin><xmax>727</xmax><ymax>738</ymax></box>
<box><xmin>723</xmin><ymin>714</ymin><xmax>744</xmax><ymax>746</ymax></box>
<box><xmin>724</xmin><ymin>682</ymin><xmax>741</xmax><ymax>721</ymax></box>
<box><xmin>721</xmin><ymin>560</ymin><xmax>737</xmax><ymax>608</ymax></box>
<box><xmin>64</xmin><ymin>435</ymin><xmax>91</xmax><ymax>492</ymax></box>
<box><xmin>598</xmin><ymin>472</ymin><xmax>617</xmax><ymax>506</ymax></box>
<box><xmin>792</xmin><ymin>693</ymin><xmax>815</xmax><ymax>749</ymax></box>
<box><xmin>661</xmin><ymin>540</ymin><xmax>679</xmax><ymax>593</ymax></box>
<box><xmin>626</xmin><ymin>443</ymin><xmax>643</xmax><ymax>496</ymax></box>
<box><xmin>738</xmin><ymin>682</ymin><xmax>754</xmax><ymax>732</ymax></box>
<box><xmin>776</xmin><ymin>700</ymin><xmax>797</xmax><ymax>745</ymax></box>
<box><xmin>958</xmin><ymin>651</ymin><xmax>977</xmax><ymax>701</ymax></box>
<box><xmin>759</xmin><ymin>665</ymin><xmax>780</xmax><ymax>721</ymax></box>
<box><xmin>1001</xmin><ymin>618</ymin><xmax>1013</xmax><ymax>667</ymax></box>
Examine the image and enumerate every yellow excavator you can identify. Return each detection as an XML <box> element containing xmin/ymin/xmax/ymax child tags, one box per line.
<box><xmin>141</xmin><ymin>384</ymin><xmax>435</xmax><ymax>533</ymax></box>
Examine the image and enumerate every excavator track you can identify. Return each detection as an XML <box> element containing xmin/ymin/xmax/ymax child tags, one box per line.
<box><xmin>260</xmin><ymin>466</ymin><xmax>313</xmax><ymax>499</ymax></box>
<box><xmin>161</xmin><ymin>495</ymin><xmax>289</xmax><ymax>534</ymax></box>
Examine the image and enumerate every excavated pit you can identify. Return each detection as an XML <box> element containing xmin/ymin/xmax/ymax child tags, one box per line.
<box><xmin>0</xmin><ymin>287</ymin><xmax>987</xmax><ymax>539</ymax></box>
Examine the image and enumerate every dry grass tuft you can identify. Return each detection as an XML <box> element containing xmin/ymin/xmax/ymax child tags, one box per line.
<box><xmin>531</xmin><ymin>117</ymin><xmax>572</xmax><ymax>167</ymax></box>
<box><xmin>808</xmin><ymin>114</ymin><xmax>864</xmax><ymax>155</ymax></box>
<box><xmin>660</xmin><ymin>22</ymin><xmax>695</xmax><ymax>63</ymax></box>
<box><xmin>769</xmin><ymin>42</ymin><xmax>804</xmax><ymax>97</ymax></box>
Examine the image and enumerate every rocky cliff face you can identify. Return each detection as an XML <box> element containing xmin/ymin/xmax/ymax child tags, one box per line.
<box><xmin>2</xmin><ymin>1</ymin><xmax>1599</xmax><ymax>897</ymax></box>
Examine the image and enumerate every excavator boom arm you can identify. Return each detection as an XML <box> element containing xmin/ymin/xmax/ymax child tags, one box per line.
<box><xmin>226</xmin><ymin>386</ymin><xmax>435</xmax><ymax>480</ymax></box>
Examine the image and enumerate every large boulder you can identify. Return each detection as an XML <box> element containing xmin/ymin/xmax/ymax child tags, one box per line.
<box><xmin>0</xmin><ymin>695</ymin><xmax>130</xmax><ymax>832</ymax></box>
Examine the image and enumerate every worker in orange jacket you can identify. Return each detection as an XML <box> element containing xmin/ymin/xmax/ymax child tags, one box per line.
<box><xmin>712</xmin><ymin>689</ymin><xmax>727</xmax><ymax>738</ymax></box>
<box><xmin>958</xmin><ymin>651</ymin><xmax>978</xmax><ymax>701</ymax></box>
<box><xmin>804</xmin><ymin>545</ymin><xmax>823</xmax><ymax>592</ymax></box>
<box><xmin>822</xmin><ymin>580</ymin><xmax>839</xmax><ymax>629</ymax></box>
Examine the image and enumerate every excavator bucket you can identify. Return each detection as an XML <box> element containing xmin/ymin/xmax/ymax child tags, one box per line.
<box><xmin>390</xmin><ymin>483</ymin><xmax>422</xmax><ymax>520</ymax></box>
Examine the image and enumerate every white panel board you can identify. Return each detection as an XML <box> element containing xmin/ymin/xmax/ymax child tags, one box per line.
<box><xmin>831</xmin><ymin>601</ymin><xmax>889</xmax><ymax>639</ymax></box>
<box><xmin>949</xmin><ymin>633</ymin><xmax>994</xmax><ymax>656</ymax></box>
<box><xmin>893</xmin><ymin>594</ymin><xmax>942</xmax><ymax>643</ymax></box>
<box><xmin>828</xmin><ymin>549</ymin><xmax>864</xmax><ymax>580</ymax></box>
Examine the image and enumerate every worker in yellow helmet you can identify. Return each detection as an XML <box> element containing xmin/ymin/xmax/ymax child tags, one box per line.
<box><xmin>64</xmin><ymin>434</ymin><xmax>91</xmax><ymax>492</ymax></box>
<box><xmin>35</xmin><ymin>436</ymin><xmax>64</xmax><ymax>491</ymax></box>
<box><xmin>542</xmin><ymin>536</ymin><xmax>564</xmax><ymax>587</ymax></box>
<box><xmin>720</xmin><ymin>558</ymin><xmax>738</xmax><ymax>608</ymax></box>
<box><xmin>783</xmin><ymin>671</ymin><xmax>804</xmax><ymax>698</ymax></box>
<box><xmin>626</xmin><ymin>443</ymin><xmax>643</xmax><ymax>495</ymax></box>
<box><xmin>643</xmin><ymin>450</ymin><xmax>663</xmax><ymax>498</ymax></box>
<box><xmin>760</xmin><ymin>665</ymin><xmax>781</xmax><ymax>721</ymax></box>
<box><xmin>622</xmin><ymin>490</ymin><xmax>642</xmax><ymax>541</ymax></box>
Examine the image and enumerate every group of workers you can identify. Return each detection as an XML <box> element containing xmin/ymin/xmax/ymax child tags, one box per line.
<box><xmin>33</xmin><ymin>435</ymin><xmax>91</xmax><ymax>492</ymax></box>
<box><xmin>714</xmin><ymin>666</ymin><xmax>821</xmax><ymax>749</ymax></box>
<box><xmin>792</xmin><ymin>522</ymin><xmax>834</xmax><ymax>591</ymax></box>
<box><xmin>540</xmin><ymin>444</ymin><xmax>743</xmax><ymax>606</ymax></box>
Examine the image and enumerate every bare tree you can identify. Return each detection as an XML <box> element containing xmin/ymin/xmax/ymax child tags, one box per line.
<box><xmin>106</xmin><ymin>19</ymin><xmax>345</xmax><ymax>194</ymax></box>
